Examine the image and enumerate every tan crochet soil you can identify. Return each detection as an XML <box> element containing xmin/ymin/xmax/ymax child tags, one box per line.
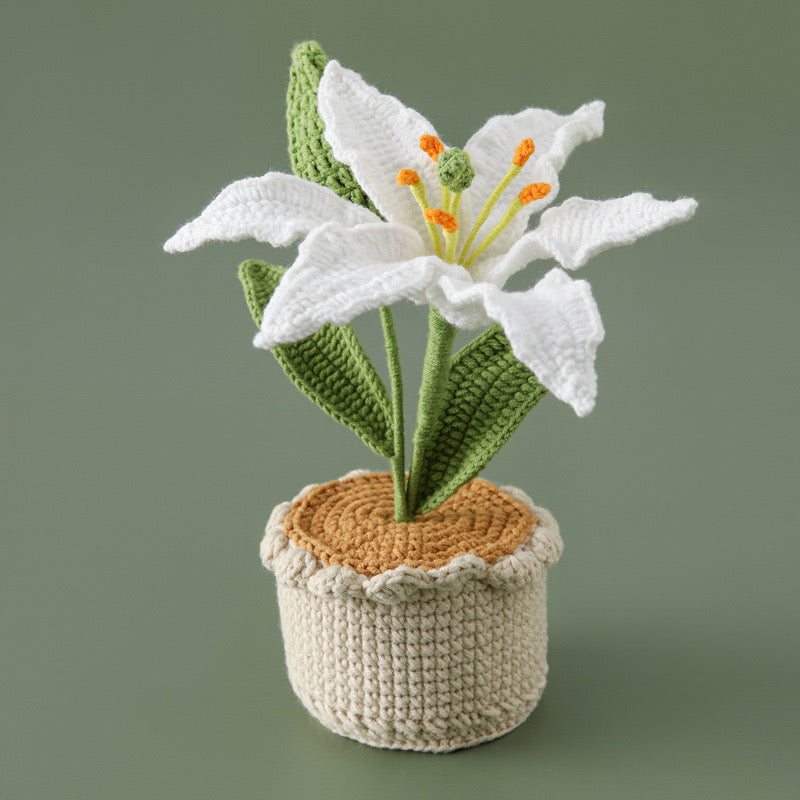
<box><xmin>284</xmin><ymin>472</ymin><xmax>537</xmax><ymax>577</ymax></box>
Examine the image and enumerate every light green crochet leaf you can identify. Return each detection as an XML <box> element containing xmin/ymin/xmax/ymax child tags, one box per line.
<box><xmin>412</xmin><ymin>326</ymin><xmax>548</xmax><ymax>515</ymax></box>
<box><xmin>287</xmin><ymin>40</ymin><xmax>380</xmax><ymax>215</ymax></box>
<box><xmin>239</xmin><ymin>260</ymin><xmax>394</xmax><ymax>458</ymax></box>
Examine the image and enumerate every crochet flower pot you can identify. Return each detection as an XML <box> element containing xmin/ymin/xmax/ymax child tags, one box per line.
<box><xmin>260</xmin><ymin>471</ymin><xmax>562</xmax><ymax>752</ymax></box>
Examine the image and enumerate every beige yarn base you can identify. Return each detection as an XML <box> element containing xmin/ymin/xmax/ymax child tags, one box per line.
<box><xmin>277</xmin><ymin>577</ymin><xmax>548</xmax><ymax>752</ymax></box>
<box><xmin>262</xmin><ymin>471</ymin><xmax>562</xmax><ymax>752</ymax></box>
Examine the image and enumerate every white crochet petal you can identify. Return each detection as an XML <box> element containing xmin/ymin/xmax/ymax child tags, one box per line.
<box><xmin>254</xmin><ymin>221</ymin><xmax>441</xmax><ymax>348</ymax></box>
<box><xmin>425</xmin><ymin>272</ymin><xmax>494</xmax><ymax>330</ymax></box>
<box><xmin>163</xmin><ymin>172</ymin><xmax>377</xmax><ymax>252</ymax></box>
<box><xmin>434</xmin><ymin>269</ymin><xmax>605</xmax><ymax>416</ymax></box>
<box><xmin>478</xmin><ymin>192</ymin><xmax>699</xmax><ymax>285</ymax></box>
<box><xmin>528</xmin><ymin>193</ymin><xmax>699</xmax><ymax>270</ymax></box>
<box><xmin>472</xmin><ymin>223</ymin><xmax>561</xmax><ymax>287</ymax></box>
<box><xmin>470</xmin><ymin>235</ymin><xmax>551</xmax><ymax>287</ymax></box>
<box><xmin>462</xmin><ymin>101</ymin><xmax>605</xmax><ymax>260</ymax></box>
<box><xmin>318</xmin><ymin>60</ymin><xmax>443</xmax><ymax>241</ymax></box>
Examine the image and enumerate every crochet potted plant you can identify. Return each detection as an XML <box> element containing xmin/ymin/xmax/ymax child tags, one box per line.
<box><xmin>164</xmin><ymin>41</ymin><xmax>696</xmax><ymax>752</ymax></box>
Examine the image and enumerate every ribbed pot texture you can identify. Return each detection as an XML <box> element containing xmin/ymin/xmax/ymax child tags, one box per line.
<box><xmin>260</xmin><ymin>471</ymin><xmax>563</xmax><ymax>752</ymax></box>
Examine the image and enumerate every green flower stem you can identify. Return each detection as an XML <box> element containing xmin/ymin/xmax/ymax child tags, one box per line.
<box><xmin>405</xmin><ymin>306</ymin><xmax>458</xmax><ymax>515</ymax></box>
<box><xmin>380</xmin><ymin>306</ymin><xmax>411</xmax><ymax>522</ymax></box>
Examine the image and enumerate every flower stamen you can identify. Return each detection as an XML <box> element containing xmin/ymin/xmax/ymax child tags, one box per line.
<box><xmin>463</xmin><ymin>182</ymin><xmax>551</xmax><ymax>268</ymax></box>
<box><xmin>419</xmin><ymin>135</ymin><xmax>445</xmax><ymax>162</ymax></box>
<box><xmin>518</xmin><ymin>182</ymin><xmax>550</xmax><ymax>205</ymax></box>
<box><xmin>441</xmin><ymin>185</ymin><xmax>452</xmax><ymax>215</ymax></box>
<box><xmin>513</xmin><ymin>138</ymin><xmax>535</xmax><ymax>167</ymax></box>
<box><xmin>396</xmin><ymin>168</ymin><xmax>421</xmax><ymax>186</ymax></box>
<box><xmin>424</xmin><ymin>208</ymin><xmax>458</xmax><ymax>233</ymax></box>
<box><xmin>459</xmin><ymin>138</ymin><xmax>535</xmax><ymax>263</ymax></box>
<box><xmin>449</xmin><ymin>190</ymin><xmax>463</xmax><ymax>228</ymax></box>
<box><xmin>419</xmin><ymin>135</ymin><xmax>449</xmax><ymax>210</ymax></box>
<box><xmin>397</xmin><ymin>169</ymin><xmax>443</xmax><ymax>258</ymax></box>
<box><xmin>425</xmin><ymin>207</ymin><xmax>459</xmax><ymax>262</ymax></box>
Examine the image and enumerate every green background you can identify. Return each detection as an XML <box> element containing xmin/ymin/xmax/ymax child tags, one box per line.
<box><xmin>3</xmin><ymin>1</ymin><xmax>798</xmax><ymax>797</ymax></box>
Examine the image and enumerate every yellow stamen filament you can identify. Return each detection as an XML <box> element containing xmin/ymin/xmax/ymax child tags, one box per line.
<box><xmin>448</xmin><ymin>192</ymin><xmax>463</xmax><ymax>262</ymax></box>
<box><xmin>458</xmin><ymin>163</ymin><xmax>519</xmax><ymax>261</ymax></box>
<box><xmin>425</xmin><ymin>207</ymin><xmax>459</xmax><ymax>262</ymax></box>
<box><xmin>463</xmin><ymin>182</ymin><xmax>551</xmax><ymax>268</ymax></box>
<box><xmin>449</xmin><ymin>190</ymin><xmax>463</xmax><ymax>224</ymax></box>
<box><xmin>420</xmin><ymin>134</ymin><xmax>445</xmax><ymax>162</ymax></box>
<box><xmin>459</xmin><ymin>138</ymin><xmax>536</xmax><ymax>263</ymax></box>
<box><xmin>441</xmin><ymin>185</ymin><xmax>452</xmax><ymax>213</ymax></box>
<box><xmin>399</xmin><ymin>171</ymin><xmax>442</xmax><ymax>257</ymax></box>
<box><xmin>445</xmin><ymin>231</ymin><xmax>458</xmax><ymax>262</ymax></box>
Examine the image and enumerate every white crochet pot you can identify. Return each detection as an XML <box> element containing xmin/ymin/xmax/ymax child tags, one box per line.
<box><xmin>260</xmin><ymin>471</ymin><xmax>563</xmax><ymax>752</ymax></box>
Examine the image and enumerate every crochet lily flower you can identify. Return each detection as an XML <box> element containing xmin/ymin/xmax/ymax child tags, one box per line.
<box><xmin>165</xmin><ymin>60</ymin><xmax>696</xmax><ymax>417</ymax></box>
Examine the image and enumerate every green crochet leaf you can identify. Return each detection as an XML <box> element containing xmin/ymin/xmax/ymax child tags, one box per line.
<box><xmin>287</xmin><ymin>40</ymin><xmax>380</xmax><ymax>215</ymax></box>
<box><xmin>412</xmin><ymin>326</ymin><xmax>548</xmax><ymax>515</ymax></box>
<box><xmin>239</xmin><ymin>260</ymin><xmax>394</xmax><ymax>458</ymax></box>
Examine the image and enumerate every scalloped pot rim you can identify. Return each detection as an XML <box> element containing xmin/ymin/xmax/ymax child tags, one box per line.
<box><xmin>260</xmin><ymin>470</ymin><xmax>563</xmax><ymax>604</ymax></box>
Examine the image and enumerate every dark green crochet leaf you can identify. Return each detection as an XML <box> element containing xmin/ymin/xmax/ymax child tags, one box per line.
<box><xmin>287</xmin><ymin>41</ymin><xmax>380</xmax><ymax>215</ymax></box>
<box><xmin>412</xmin><ymin>326</ymin><xmax>548</xmax><ymax>515</ymax></box>
<box><xmin>239</xmin><ymin>260</ymin><xmax>394</xmax><ymax>458</ymax></box>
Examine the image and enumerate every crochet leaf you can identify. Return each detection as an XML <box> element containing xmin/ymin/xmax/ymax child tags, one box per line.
<box><xmin>412</xmin><ymin>326</ymin><xmax>548</xmax><ymax>515</ymax></box>
<box><xmin>287</xmin><ymin>40</ymin><xmax>380</xmax><ymax>215</ymax></box>
<box><xmin>239</xmin><ymin>260</ymin><xmax>394</xmax><ymax>457</ymax></box>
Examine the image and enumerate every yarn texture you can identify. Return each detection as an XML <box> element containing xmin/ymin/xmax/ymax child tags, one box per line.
<box><xmin>166</xmin><ymin>47</ymin><xmax>697</xmax><ymax>423</ymax></box>
<box><xmin>411</xmin><ymin>325</ymin><xmax>549</xmax><ymax>514</ymax></box>
<box><xmin>283</xmin><ymin>471</ymin><xmax>537</xmax><ymax>576</ymax></box>
<box><xmin>287</xmin><ymin>41</ymin><xmax>379</xmax><ymax>214</ymax></box>
<box><xmin>161</xmin><ymin>40</ymin><xmax>699</xmax><ymax>752</ymax></box>
<box><xmin>437</xmin><ymin>148</ymin><xmax>475</xmax><ymax>193</ymax></box>
<box><xmin>238</xmin><ymin>260</ymin><xmax>394</xmax><ymax>456</ymax></box>
<box><xmin>261</xmin><ymin>470</ymin><xmax>563</xmax><ymax>752</ymax></box>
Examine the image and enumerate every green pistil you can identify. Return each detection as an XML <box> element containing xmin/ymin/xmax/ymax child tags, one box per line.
<box><xmin>459</xmin><ymin>163</ymin><xmax>521</xmax><ymax>264</ymax></box>
<box><xmin>438</xmin><ymin>148</ymin><xmax>475</xmax><ymax>194</ymax></box>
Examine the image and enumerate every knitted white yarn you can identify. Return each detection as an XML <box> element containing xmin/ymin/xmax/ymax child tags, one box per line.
<box><xmin>261</xmin><ymin>471</ymin><xmax>563</xmax><ymax>752</ymax></box>
<box><xmin>163</xmin><ymin>172</ymin><xmax>376</xmax><ymax>253</ymax></box>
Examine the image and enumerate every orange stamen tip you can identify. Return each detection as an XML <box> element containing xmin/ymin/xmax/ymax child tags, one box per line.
<box><xmin>396</xmin><ymin>168</ymin><xmax>421</xmax><ymax>186</ymax></box>
<box><xmin>424</xmin><ymin>207</ymin><xmax>458</xmax><ymax>233</ymax></box>
<box><xmin>512</xmin><ymin>138</ymin><xmax>536</xmax><ymax>167</ymax></box>
<box><xmin>518</xmin><ymin>182</ymin><xmax>551</xmax><ymax>205</ymax></box>
<box><xmin>420</xmin><ymin>134</ymin><xmax>445</xmax><ymax>161</ymax></box>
